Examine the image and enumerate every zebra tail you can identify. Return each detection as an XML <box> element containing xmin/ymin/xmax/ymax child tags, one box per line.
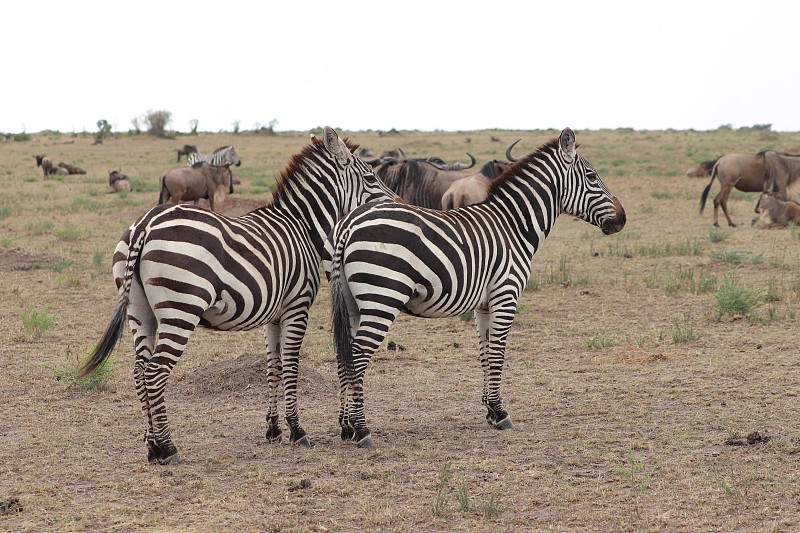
<box><xmin>699</xmin><ymin>164</ymin><xmax>717</xmax><ymax>214</ymax></box>
<box><xmin>78</xmin><ymin>226</ymin><xmax>146</xmax><ymax>378</ymax></box>
<box><xmin>78</xmin><ymin>293</ymin><xmax>129</xmax><ymax>378</ymax></box>
<box><xmin>330</xmin><ymin>232</ymin><xmax>355</xmax><ymax>379</ymax></box>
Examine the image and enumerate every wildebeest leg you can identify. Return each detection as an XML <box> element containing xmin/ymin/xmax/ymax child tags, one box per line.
<box><xmin>279</xmin><ymin>310</ymin><xmax>312</xmax><ymax>446</ymax></box>
<box><xmin>714</xmin><ymin>184</ymin><xmax>736</xmax><ymax>227</ymax></box>
<box><xmin>476</xmin><ymin>307</ymin><xmax>513</xmax><ymax>430</ymax></box>
<box><xmin>264</xmin><ymin>321</ymin><xmax>283</xmax><ymax>443</ymax></box>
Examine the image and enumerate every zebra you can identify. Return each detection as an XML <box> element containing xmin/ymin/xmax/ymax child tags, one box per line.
<box><xmin>79</xmin><ymin>127</ymin><xmax>396</xmax><ymax>464</ymax></box>
<box><xmin>324</xmin><ymin>128</ymin><xmax>626</xmax><ymax>448</ymax></box>
<box><xmin>186</xmin><ymin>145</ymin><xmax>241</xmax><ymax>168</ymax></box>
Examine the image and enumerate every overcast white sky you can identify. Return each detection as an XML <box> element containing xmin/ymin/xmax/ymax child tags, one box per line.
<box><xmin>5</xmin><ymin>1</ymin><xmax>798</xmax><ymax>134</ymax></box>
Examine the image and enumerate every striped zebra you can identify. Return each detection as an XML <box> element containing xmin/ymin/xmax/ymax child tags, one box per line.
<box><xmin>186</xmin><ymin>145</ymin><xmax>241</xmax><ymax>168</ymax></box>
<box><xmin>79</xmin><ymin>127</ymin><xmax>395</xmax><ymax>464</ymax></box>
<box><xmin>324</xmin><ymin>128</ymin><xmax>627</xmax><ymax>447</ymax></box>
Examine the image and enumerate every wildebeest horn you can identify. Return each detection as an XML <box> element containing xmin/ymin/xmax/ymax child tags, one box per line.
<box><xmin>449</xmin><ymin>153</ymin><xmax>477</xmax><ymax>171</ymax></box>
<box><xmin>506</xmin><ymin>139</ymin><xmax>522</xmax><ymax>162</ymax></box>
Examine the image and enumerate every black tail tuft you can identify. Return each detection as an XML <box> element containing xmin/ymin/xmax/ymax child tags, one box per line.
<box><xmin>78</xmin><ymin>294</ymin><xmax>128</xmax><ymax>378</ymax></box>
<box><xmin>158</xmin><ymin>176</ymin><xmax>168</xmax><ymax>205</ymax></box>
<box><xmin>331</xmin><ymin>273</ymin><xmax>354</xmax><ymax>378</ymax></box>
<box><xmin>699</xmin><ymin>164</ymin><xmax>717</xmax><ymax>215</ymax></box>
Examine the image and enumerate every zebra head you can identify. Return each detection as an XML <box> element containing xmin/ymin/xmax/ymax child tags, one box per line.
<box><xmin>320</xmin><ymin>126</ymin><xmax>397</xmax><ymax>216</ymax></box>
<box><xmin>216</xmin><ymin>145</ymin><xmax>241</xmax><ymax>167</ymax></box>
<box><xmin>557</xmin><ymin>128</ymin><xmax>626</xmax><ymax>235</ymax></box>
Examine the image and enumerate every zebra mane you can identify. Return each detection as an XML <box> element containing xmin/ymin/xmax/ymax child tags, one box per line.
<box><xmin>486</xmin><ymin>137</ymin><xmax>560</xmax><ymax>197</ymax></box>
<box><xmin>270</xmin><ymin>137</ymin><xmax>360</xmax><ymax>204</ymax></box>
<box><xmin>212</xmin><ymin>145</ymin><xmax>233</xmax><ymax>154</ymax></box>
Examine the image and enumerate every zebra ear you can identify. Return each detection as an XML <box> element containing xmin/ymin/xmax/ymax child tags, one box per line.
<box><xmin>559</xmin><ymin>128</ymin><xmax>576</xmax><ymax>163</ymax></box>
<box><xmin>323</xmin><ymin>126</ymin><xmax>352</xmax><ymax>165</ymax></box>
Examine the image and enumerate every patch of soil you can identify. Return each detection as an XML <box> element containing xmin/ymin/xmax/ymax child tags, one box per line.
<box><xmin>176</xmin><ymin>353</ymin><xmax>331</xmax><ymax>396</ymax></box>
<box><xmin>0</xmin><ymin>248</ymin><xmax>63</xmax><ymax>272</ymax></box>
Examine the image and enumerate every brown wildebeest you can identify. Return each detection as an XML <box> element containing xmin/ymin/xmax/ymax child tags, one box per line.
<box><xmin>441</xmin><ymin>159</ymin><xmax>511</xmax><ymax>209</ymax></box>
<box><xmin>34</xmin><ymin>154</ymin><xmax>55</xmax><ymax>178</ymax></box>
<box><xmin>176</xmin><ymin>144</ymin><xmax>198</xmax><ymax>163</ymax></box>
<box><xmin>373</xmin><ymin>153</ymin><xmax>477</xmax><ymax>208</ymax></box>
<box><xmin>158</xmin><ymin>162</ymin><xmax>236</xmax><ymax>212</ymax></box>
<box><xmin>699</xmin><ymin>151</ymin><xmax>800</xmax><ymax>227</ymax></box>
<box><xmin>58</xmin><ymin>162</ymin><xmax>87</xmax><ymax>174</ymax></box>
<box><xmin>108</xmin><ymin>169</ymin><xmax>132</xmax><ymax>192</ymax></box>
<box><xmin>684</xmin><ymin>158</ymin><xmax>719</xmax><ymax>178</ymax></box>
<box><xmin>753</xmin><ymin>193</ymin><xmax>800</xmax><ymax>228</ymax></box>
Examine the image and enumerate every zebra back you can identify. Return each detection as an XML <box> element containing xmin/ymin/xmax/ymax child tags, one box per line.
<box><xmin>186</xmin><ymin>145</ymin><xmax>240</xmax><ymax>167</ymax></box>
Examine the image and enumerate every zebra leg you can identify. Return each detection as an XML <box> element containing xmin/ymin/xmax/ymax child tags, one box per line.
<box><xmin>279</xmin><ymin>312</ymin><xmax>312</xmax><ymax>447</ymax></box>
<box><xmin>337</xmin><ymin>355</ymin><xmax>354</xmax><ymax>441</ymax></box>
<box><xmin>264</xmin><ymin>322</ymin><xmax>283</xmax><ymax>444</ymax></box>
<box><xmin>144</xmin><ymin>316</ymin><xmax>201</xmax><ymax>465</ymax></box>
<box><xmin>127</xmin><ymin>279</ymin><xmax>161</xmax><ymax>462</ymax></box>
<box><xmin>476</xmin><ymin>307</ymin><xmax>514</xmax><ymax>430</ymax></box>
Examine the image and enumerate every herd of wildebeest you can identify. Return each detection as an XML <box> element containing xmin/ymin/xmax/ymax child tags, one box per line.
<box><xmin>32</xmin><ymin>139</ymin><xmax>800</xmax><ymax>227</ymax></box>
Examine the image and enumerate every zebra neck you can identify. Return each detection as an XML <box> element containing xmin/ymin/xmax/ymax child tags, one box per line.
<box><xmin>269</xmin><ymin>177</ymin><xmax>336</xmax><ymax>256</ymax></box>
<box><xmin>486</xmin><ymin>161</ymin><xmax>560</xmax><ymax>252</ymax></box>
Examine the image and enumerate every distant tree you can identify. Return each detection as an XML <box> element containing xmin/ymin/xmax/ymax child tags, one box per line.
<box><xmin>232</xmin><ymin>120</ymin><xmax>240</xmax><ymax>135</ymax></box>
<box><xmin>131</xmin><ymin>117</ymin><xmax>141</xmax><ymax>135</ymax></box>
<box><xmin>144</xmin><ymin>110</ymin><xmax>172</xmax><ymax>138</ymax></box>
<box><xmin>96</xmin><ymin>119</ymin><xmax>112</xmax><ymax>140</ymax></box>
<box><xmin>189</xmin><ymin>118</ymin><xmax>199</xmax><ymax>136</ymax></box>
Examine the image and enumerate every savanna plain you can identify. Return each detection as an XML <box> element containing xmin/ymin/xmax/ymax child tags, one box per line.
<box><xmin>1</xmin><ymin>127</ymin><xmax>799</xmax><ymax>532</ymax></box>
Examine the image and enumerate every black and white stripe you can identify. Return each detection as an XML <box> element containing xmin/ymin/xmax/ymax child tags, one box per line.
<box><xmin>80</xmin><ymin>127</ymin><xmax>395</xmax><ymax>464</ymax></box>
<box><xmin>186</xmin><ymin>145</ymin><xmax>240</xmax><ymax>167</ymax></box>
<box><xmin>324</xmin><ymin>128</ymin><xmax>627</xmax><ymax>447</ymax></box>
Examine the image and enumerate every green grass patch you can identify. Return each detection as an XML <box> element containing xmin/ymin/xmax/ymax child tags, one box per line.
<box><xmin>587</xmin><ymin>333</ymin><xmax>617</xmax><ymax>349</ymax></box>
<box><xmin>45</xmin><ymin>345</ymin><xmax>116</xmax><ymax>390</ymax></box>
<box><xmin>21</xmin><ymin>305</ymin><xmax>55</xmax><ymax>337</ymax></box>
<box><xmin>670</xmin><ymin>313</ymin><xmax>700</xmax><ymax>344</ymax></box>
<box><xmin>54</xmin><ymin>222</ymin><xmax>83</xmax><ymax>241</ymax></box>
<box><xmin>714</xmin><ymin>275</ymin><xmax>763</xmax><ymax>319</ymax></box>
<box><xmin>707</xmin><ymin>227</ymin><xmax>732</xmax><ymax>243</ymax></box>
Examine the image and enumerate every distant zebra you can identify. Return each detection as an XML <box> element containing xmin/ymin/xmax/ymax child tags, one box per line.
<box><xmin>186</xmin><ymin>145</ymin><xmax>241</xmax><ymax>168</ymax></box>
<box><xmin>79</xmin><ymin>127</ymin><xmax>395</xmax><ymax>464</ymax></box>
<box><xmin>324</xmin><ymin>128</ymin><xmax>627</xmax><ymax>447</ymax></box>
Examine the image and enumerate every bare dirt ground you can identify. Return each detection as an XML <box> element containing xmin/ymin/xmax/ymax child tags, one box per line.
<box><xmin>1</xmin><ymin>128</ymin><xmax>799</xmax><ymax>531</ymax></box>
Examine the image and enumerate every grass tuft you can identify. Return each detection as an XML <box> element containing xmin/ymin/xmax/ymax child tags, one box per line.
<box><xmin>21</xmin><ymin>305</ymin><xmax>55</xmax><ymax>337</ymax></box>
<box><xmin>45</xmin><ymin>345</ymin><xmax>115</xmax><ymax>390</ymax></box>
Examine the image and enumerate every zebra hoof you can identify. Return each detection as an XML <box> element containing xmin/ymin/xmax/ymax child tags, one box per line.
<box><xmin>158</xmin><ymin>453</ymin><xmax>181</xmax><ymax>465</ymax></box>
<box><xmin>356</xmin><ymin>435</ymin><xmax>375</xmax><ymax>448</ymax></box>
<box><xmin>495</xmin><ymin>417</ymin><xmax>514</xmax><ymax>430</ymax></box>
<box><xmin>293</xmin><ymin>435</ymin><xmax>313</xmax><ymax>447</ymax></box>
<box><xmin>267</xmin><ymin>434</ymin><xmax>282</xmax><ymax>445</ymax></box>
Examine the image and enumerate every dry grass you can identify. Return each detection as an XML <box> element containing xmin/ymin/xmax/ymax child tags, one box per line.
<box><xmin>1</xmin><ymin>128</ymin><xmax>800</xmax><ymax>531</ymax></box>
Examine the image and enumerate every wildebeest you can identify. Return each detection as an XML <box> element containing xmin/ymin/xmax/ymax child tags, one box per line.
<box><xmin>34</xmin><ymin>154</ymin><xmax>68</xmax><ymax>178</ymax></box>
<box><xmin>373</xmin><ymin>153</ymin><xmax>477</xmax><ymax>208</ymax></box>
<box><xmin>753</xmin><ymin>193</ymin><xmax>800</xmax><ymax>228</ymax></box>
<box><xmin>158</xmin><ymin>162</ymin><xmax>237</xmax><ymax>212</ymax></box>
<box><xmin>700</xmin><ymin>151</ymin><xmax>800</xmax><ymax>227</ymax></box>
<box><xmin>108</xmin><ymin>169</ymin><xmax>132</xmax><ymax>192</ymax></box>
<box><xmin>58</xmin><ymin>162</ymin><xmax>87</xmax><ymax>175</ymax></box>
<box><xmin>685</xmin><ymin>158</ymin><xmax>719</xmax><ymax>178</ymax></box>
<box><xmin>440</xmin><ymin>159</ymin><xmax>511</xmax><ymax>209</ymax></box>
<box><xmin>176</xmin><ymin>144</ymin><xmax>198</xmax><ymax>162</ymax></box>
